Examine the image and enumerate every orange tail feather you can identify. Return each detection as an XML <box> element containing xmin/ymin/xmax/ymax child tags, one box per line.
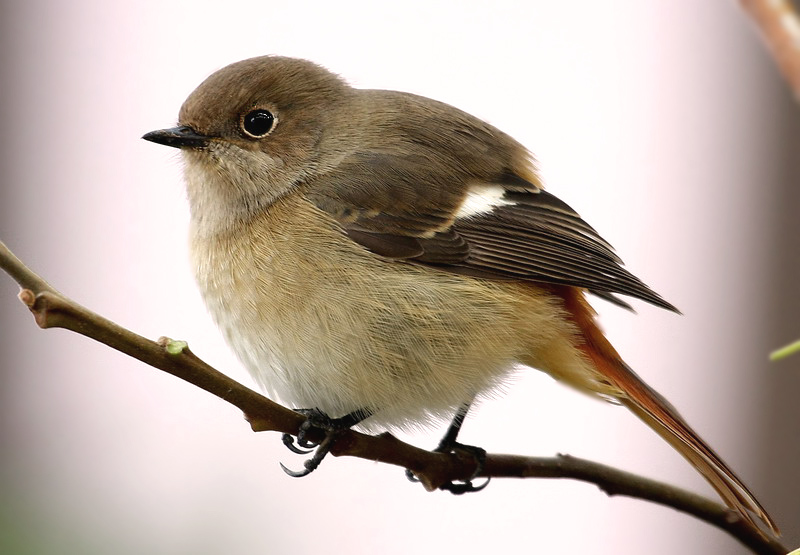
<box><xmin>562</xmin><ymin>288</ymin><xmax>779</xmax><ymax>535</ymax></box>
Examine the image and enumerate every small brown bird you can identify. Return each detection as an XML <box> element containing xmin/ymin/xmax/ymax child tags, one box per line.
<box><xmin>143</xmin><ymin>55</ymin><xmax>777</xmax><ymax>534</ymax></box>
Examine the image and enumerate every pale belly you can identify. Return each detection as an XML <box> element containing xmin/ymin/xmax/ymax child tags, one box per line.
<box><xmin>190</xmin><ymin>196</ymin><xmax>585</xmax><ymax>430</ymax></box>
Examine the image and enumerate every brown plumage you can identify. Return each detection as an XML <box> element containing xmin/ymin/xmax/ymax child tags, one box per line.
<box><xmin>142</xmin><ymin>55</ymin><xmax>778</xmax><ymax>535</ymax></box>
<box><xmin>559</xmin><ymin>287</ymin><xmax>777</xmax><ymax>534</ymax></box>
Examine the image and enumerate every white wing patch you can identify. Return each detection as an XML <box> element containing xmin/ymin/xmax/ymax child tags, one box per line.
<box><xmin>455</xmin><ymin>184</ymin><xmax>514</xmax><ymax>219</ymax></box>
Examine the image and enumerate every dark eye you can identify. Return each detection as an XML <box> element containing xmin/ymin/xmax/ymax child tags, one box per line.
<box><xmin>241</xmin><ymin>109</ymin><xmax>275</xmax><ymax>138</ymax></box>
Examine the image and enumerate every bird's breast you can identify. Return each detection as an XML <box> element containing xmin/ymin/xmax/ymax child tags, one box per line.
<box><xmin>188</xmin><ymin>193</ymin><xmax>578</xmax><ymax>428</ymax></box>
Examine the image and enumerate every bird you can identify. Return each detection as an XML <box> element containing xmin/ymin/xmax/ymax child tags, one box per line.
<box><xmin>142</xmin><ymin>55</ymin><xmax>777</xmax><ymax>534</ymax></box>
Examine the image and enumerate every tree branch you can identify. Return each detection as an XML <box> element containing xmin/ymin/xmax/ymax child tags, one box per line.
<box><xmin>0</xmin><ymin>240</ymin><xmax>789</xmax><ymax>555</ymax></box>
<box><xmin>741</xmin><ymin>0</ymin><xmax>800</xmax><ymax>100</ymax></box>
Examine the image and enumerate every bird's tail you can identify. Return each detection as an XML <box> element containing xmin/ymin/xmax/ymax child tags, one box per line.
<box><xmin>563</xmin><ymin>289</ymin><xmax>779</xmax><ymax>536</ymax></box>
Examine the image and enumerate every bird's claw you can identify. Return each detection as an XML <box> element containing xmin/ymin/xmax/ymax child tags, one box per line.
<box><xmin>280</xmin><ymin>409</ymin><xmax>362</xmax><ymax>477</ymax></box>
<box><xmin>405</xmin><ymin>440</ymin><xmax>490</xmax><ymax>494</ymax></box>
<box><xmin>281</xmin><ymin>432</ymin><xmax>315</xmax><ymax>454</ymax></box>
<box><xmin>438</xmin><ymin>476</ymin><xmax>491</xmax><ymax>494</ymax></box>
<box><xmin>280</xmin><ymin>431</ymin><xmax>338</xmax><ymax>477</ymax></box>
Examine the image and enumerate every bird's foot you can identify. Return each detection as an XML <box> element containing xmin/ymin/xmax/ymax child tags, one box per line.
<box><xmin>280</xmin><ymin>408</ymin><xmax>367</xmax><ymax>478</ymax></box>
<box><xmin>406</xmin><ymin>439</ymin><xmax>490</xmax><ymax>494</ymax></box>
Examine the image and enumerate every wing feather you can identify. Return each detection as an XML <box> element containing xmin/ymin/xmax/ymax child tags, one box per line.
<box><xmin>307</xmin><ymin>163</ymin><xmax>677</xmax><ymax>312</ymax></box>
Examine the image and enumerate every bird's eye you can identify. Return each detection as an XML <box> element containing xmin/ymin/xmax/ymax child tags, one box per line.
<box><xmin>241</xmin><ymin>109</ymin><xmax>276</xmax><ymax>138</ymax></box>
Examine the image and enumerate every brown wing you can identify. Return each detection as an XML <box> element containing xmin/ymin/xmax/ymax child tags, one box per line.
<box><xmin>306</xmin><ymin>157</ymin><xmax>677</xmax><ymax>313</ymax></box>
<box><xmin>452</xmin><ymin>189</ymin><xmax>678</xmax><ymax>311</ymax></box>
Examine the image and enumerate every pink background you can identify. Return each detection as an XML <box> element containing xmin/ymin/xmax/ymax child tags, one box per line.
<box><xmin>1</xmin><ymin>1</ymin><xmax>798</xmax><ymax>554</ymax></box>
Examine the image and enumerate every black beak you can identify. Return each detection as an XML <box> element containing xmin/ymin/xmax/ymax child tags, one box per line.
<box><xmin>142</xmin><ymin>125</ymin><xmax>210</xmax><ymax>148</ymax></box>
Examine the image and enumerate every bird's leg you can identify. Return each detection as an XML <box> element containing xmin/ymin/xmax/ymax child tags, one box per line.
<box><xmin>280</xmin><ymin>408</ymin><xmax>371</xmax><ymax>477</ymax></box>
<box><xmin>436</xmin><ymin>402</ymin><xmax>471</xmax><ymax>450</ymax></box>
<box><xmin>406</xmin><ymin>401</ymin><xmax>490</xmax><ymax>494</ymax></box>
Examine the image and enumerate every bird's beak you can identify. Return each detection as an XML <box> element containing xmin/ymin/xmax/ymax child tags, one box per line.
<box><xmin>142</xmin><ymin>125</ymin><xmax>210</xmax><ymax>149</ymax></box>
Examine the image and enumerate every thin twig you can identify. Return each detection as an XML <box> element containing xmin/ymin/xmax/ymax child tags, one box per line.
<box><xmin>0</xmin><ymin>240</ymin><xmax>789</xmax><ymax>555</ymax></box>
<box><xmin>770</xmin><ymin>339</ymin><xmax>800</xmax><ymax>360</ymax></box>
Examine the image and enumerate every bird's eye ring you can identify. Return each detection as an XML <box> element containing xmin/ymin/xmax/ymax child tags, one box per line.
<box><xmin>241</xmin><ymin>109</ymin><xmax>276</xmax><ymax>138</ymax></box>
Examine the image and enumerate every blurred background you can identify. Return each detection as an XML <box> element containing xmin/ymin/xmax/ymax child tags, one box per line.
<box><xmin>1</xmin><ymin>1</ymin><xmax>798</xmax><ymax>554</ymax></box>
